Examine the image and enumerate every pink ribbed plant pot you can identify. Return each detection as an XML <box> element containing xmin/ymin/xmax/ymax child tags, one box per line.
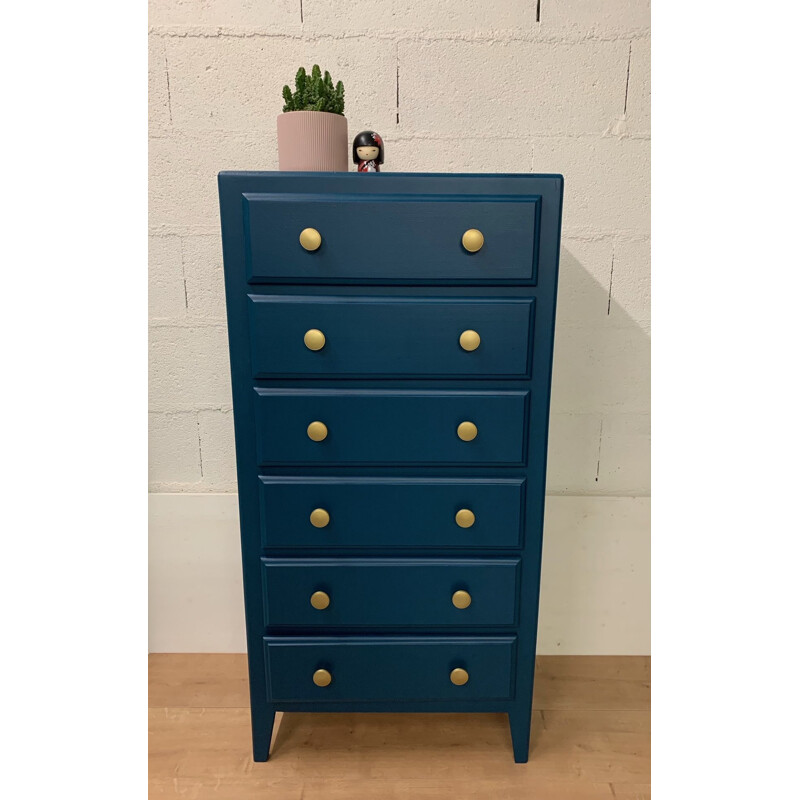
<box><xmin>277</xmin><ymin>111</ymin><xmax>348</xmax><ymax>172</ymax></box>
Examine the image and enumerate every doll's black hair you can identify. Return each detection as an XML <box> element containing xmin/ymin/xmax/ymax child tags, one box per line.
<box><xmin>352</xmin><ymin>130</ymin><xmax>384</xmax><ymax>164</ymax></box>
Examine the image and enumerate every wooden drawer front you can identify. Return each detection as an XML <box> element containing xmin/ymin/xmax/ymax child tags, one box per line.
<box><xmin>264</xmin><ymin>636</ymin><xmax>516</xmax><ymax>702</ymax></box>
<box><xmin>261</xmin><ymin>558</ymin><xmax>519</xmax><ymax>628</ymax></box>
<box><xmin>258</xmin><ymin>477</ymin><xmax>524</xmax><ymax>549</ymax></box>
<box><xmin>244</xmin><ymin>193</ymin><xmax>540</xmax><ymax>284</ymax></box>
<box><xmin>248</xmin><ymin>295</ymin><xmax>533</xmax><ymax>378</ymax></box>
<box><xmin>254</xmin><ymin>389</ymin><xmax>528</xmax><ymax>466</ymax></box>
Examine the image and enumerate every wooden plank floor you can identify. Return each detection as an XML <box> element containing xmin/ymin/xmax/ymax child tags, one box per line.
<box><xmin>149</xmin><ymin>654</ymin><xmax>650</xmax><ymax>799</ymax></box>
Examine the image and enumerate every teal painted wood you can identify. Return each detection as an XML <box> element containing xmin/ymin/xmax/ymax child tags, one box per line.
<box><xmin>257</xmin><ymin>476</ymin><xmax>524</xmax><ymax>550</ymax></box>
<box><xmin>244</xmin><ymin>191</ymin><xmax>541</xmax><ymax>283</ymax></box>
<box><xmin>219</xmin><ymin>171</ymin><xmax>564</xmax><ymax>764</ymax></box>
<box><xmin>254</xmin><ymin>389</ymin><xmax>529</xmax><ymax>466</ymax></box>
<box><xmin>264</xmin><ymin>636</ymin><xmax>517</xmax><ymax>702</ymax></box>
<box><xmin>261</xmin><ymin>557</ymin><xmax>520</xmax><ymax>628</ymax></box>
<box><xmin>248</xmin><ymin>295</ymin><xmax>534</xmax><ymax>378</ymax></box>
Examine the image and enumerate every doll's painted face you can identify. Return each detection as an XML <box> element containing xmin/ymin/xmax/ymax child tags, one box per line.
<box><xmin>357</xmin><ymin>145</ymin><xmax>380</xmax><ymax>160</ymax></box>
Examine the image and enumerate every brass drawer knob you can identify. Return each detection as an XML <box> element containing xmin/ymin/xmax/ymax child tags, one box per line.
<box><xmin>299</xmin><ymin>227</ymin><xmax>322</xmax><ymax>251</ymax></box>
<box><xmin>452</xmin><ymin>590</ymin><xmax>472</xmax><ymax>609</ymax></box>
<box><xmin>450</xmin><ymin>668</ymin><xmax>469</xmax><ymax>686</ymax></box>
<box><xmin>313</xmin><ymin>668</ymin><xmax>332</xmax><ymax>687</ymax></box>
<box><xmin>309</xmin><ymin>508</ymin><xmax>330</xmax><ymax>528</ymax></box>
<box><xmin>307</xmin><ymin>421</ymin><xmax>328</xmax><ymax>441</ymax></box>
<box><xmin>304</xmin><ymin>328</ymin><xmax>326</xmax><ymax>351</ymax></box>
<box><xmin>457</xmin><ymin>421</ymin><xmax>478</xmax><ymax>441</ymax></box>
<box><xmin>310</xmin><ymin>591</ymin><xmax>330</xmax><ymax>610</ymax></box>
<box><xmin>461</xmin><ymin>229</ymin><xmax>484</xmax><ymax>253</ymax></box>
<box><xmin>455</xmin><ymin>509</ymin><xmax>475</xmax><ymax>528</ymax></box>
<box><xmin>459</xmin><ymin>330</ymin><xmax>481</xmax><ymax>351</ymax></box>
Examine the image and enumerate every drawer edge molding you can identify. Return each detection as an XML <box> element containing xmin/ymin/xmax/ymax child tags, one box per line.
<box><xmin>257</xmin><ymin>475</ymin><xmax>527</xmax><ymax>550</ymax></box>
<box><xmin>253</xmin><ymin>388</ymin><xmax>530</xmax><ymax>467</ymax></box>
<box><xmin>263</xmin><ymin>634</ymin><xmax>518</xmax><ymax>703</ymax></box>
<box><xmin>247</xmin><ymin>294</ymin><xmax>535</xmax><ymax>380</ymax></box>
<box><xmin>243</xmin><ymin>191</ymin><xmax>541</xmax><ymax>285</ymax></box>
<box><xmin>261</xmin><ymin>557</ymin><xmax>521</xmax><ymax>628</ymax></box>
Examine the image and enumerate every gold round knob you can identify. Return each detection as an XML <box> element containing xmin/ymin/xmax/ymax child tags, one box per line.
<box><xmin>459</xmin><ymin>330</ymin><xmax>481</xmax><ymax>351</ymax></box>
<box><xmin>309</xmin><ymin>508</ymin><xmax>330</xmax><ymax>528</ymax></box>
<box><xmin>299</xmin><ymin>227</ymin><xmax>322</xmax><ymax>251</ymax></box>
<box><xmin>455</xmin><ymin>509</ymin><xmax>475</xmax><ymax>528</ymax></box>
<box><xmin>307</xmin><ymin>421</ymin><xmax>328</xmax><ymax>442</ymax></box>
<box><xmin>304</xmin><ymin>329</ymin><xmax>326</xmax><ymax>351</ymax></box>
<box><xmin>452</xmin><ymin>590</ymin><xmax>472</xmax><ymax>609</ymax></box>
<box><xmin>457</xmin><ymin>421</ymin><xmax>478</xmax><ymax>442</ymax></box>
<box><xmin>310</xmin><ymin>591</ymin><xmax>330</xmax><ymax>610</ymax></box>
<box><xmin>450</xmin><ymin>668</ymin><xmax>469</xmax><ymax>686</ymax></box>
<box><xmin>462</xmin><ymin>229</ymin><xmax>484</xmax><ymax>253</ymax></box>
<box><xmin>313</xmin><ymin>668</ymin><xmax>332</xmax><ymax>687</ymax></box>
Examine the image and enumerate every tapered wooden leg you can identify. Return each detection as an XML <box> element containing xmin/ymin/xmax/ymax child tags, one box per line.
<box><xmin>252</xmin><ymin>707</ymin><xmax>275</xmax><ymax>762</ymax></box>
<box><xmin>508</xmin><ymin>707</ymin><xmax>532</xmax><ymax>763</ymax></box>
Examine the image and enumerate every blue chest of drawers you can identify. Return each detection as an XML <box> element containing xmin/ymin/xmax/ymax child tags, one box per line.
<box><xmin>218</xmin><ymin>171</ymin><xmax>563</xmax><ymax>763</ymax></box>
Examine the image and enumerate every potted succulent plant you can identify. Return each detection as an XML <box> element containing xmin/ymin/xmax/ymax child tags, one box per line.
<box><xmin>277</xmin><ymin>65</ymin><xmax>347</xmax><ymax>171</ymax></box>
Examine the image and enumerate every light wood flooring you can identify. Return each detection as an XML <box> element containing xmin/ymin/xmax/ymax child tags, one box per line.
<box><xmin>149</xmin><ymin>654</ymin><xmax>650</xmax><ymax>799</ymax></box>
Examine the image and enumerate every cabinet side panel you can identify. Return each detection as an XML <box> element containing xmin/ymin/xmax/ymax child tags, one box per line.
<box><xmin>514</xmin><ymin>175</ymin><xmax>564</xmax><ymax>729</ymax></box>
<box><xmin>219</xmin><ymin>173</ymin><xmax>272</xmax><ymax>756</ymax></box>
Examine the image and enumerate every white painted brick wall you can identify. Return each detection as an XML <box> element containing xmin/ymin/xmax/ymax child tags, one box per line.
<box><xmin>149</xmin><ymin>411</ymin><xmax>203</xmax><ymax>485</ymax></box>
<box><xmin>197</xmin><ymin>409</ymin><xmax>238</xmax><ymax>491</ymax></box>
<box><xmin>551</xmin><ymin>325</ymin><xmax>650</xmax><ymax>414</ymax></box>
<box><xmin>545</xmin><ymin>0</ymin><xmax>650</xmax><ymax>32</ymax></box>
<box><xmin>610</xmin><ymin>237</ymin><xmax>651</xmax><ymax>325</ymax></box>
<box><xmin>149</xmin><ymin>324</ymin><xmax>232</xmax><ymax>412</ymax></box>
<box><xmin>400</xmin><ymin>39</ymin><xmax>630</xmax><ymax>136</ymax></box>
<box><xmin>534</xmin><ymin>136</ymin><xmax>650</xmax><ymax>234</ymax></box>
<box><xmin>182</xmin><ymin>235</ymin><xmax>227</xmax><ymax>319</ymax></box>
<box><xmin>149</xmin><ymin>133</ymin><xmax>276</xmax><ymax>234</ymax></box>
<box><xmin>148</xmin><ymin>35</ymin><xmax>170</xmax><ymax>134</ymax></box>
<box><xmin>148</xmin><ymin>0</ymin><xmax>651</xmax><ymax>499</ymax></box>
<box><xmin>148</xmin><ymin>235</ymin><xmax>185</xmax><ymax>320</ymax></box>
<box><xmin>626</xmin><ymin>37</ymin><xmax>651</xmax><ymax>135</ymax></box>
<box><xmin>149</xmin><ymin>0</ymin><xmax>298</xmax><ymax>29</ymax></box>
<box><xmin>165</xmin><ymin>35</ymin><xmax>397</xmax><ymax>133</ymax></box>
<box><xmin>302</xmin><ymin>1</ymin><xmax>542</xmax><ymax>33</ymax></box>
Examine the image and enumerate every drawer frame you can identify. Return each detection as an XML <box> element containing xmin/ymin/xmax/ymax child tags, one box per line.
<box><xmin>253</xmin><ymin>387</ymin><xmax>531</xmax><ymax>467</ymax></box>
<box><xmin>263</xmin><ymin>635</ymin><xmax>518</xmax><ymax>703</ymax></box>
<box><xmin>257</xmin><ymin>475</ymin><xmax>526</xmax><ymax>550</ymax></box>
<box><xmin>219</xmin><ymin>171</ymin><xmax>564</xmax><ymax>764</ymax></box>
<box><xmin>243</xmin><ymin>190</ymin><xmax>542</xmax><ymax>285</ymax></box>
<box><xmin>247</xmin><ymin>293</ymin><xmax>536</xmax><ymax>379</ymax></box>
<box><xmin>261</xmin><ymin>556</ymin><xmax>521</xmax><ymax>629</ymax></box>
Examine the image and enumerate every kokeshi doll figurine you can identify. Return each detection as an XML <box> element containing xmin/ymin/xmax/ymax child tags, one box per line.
<box><xmin>353</xmin><ymin>130</ymin><xmax>384</xmax><ymax>172</ymax></box>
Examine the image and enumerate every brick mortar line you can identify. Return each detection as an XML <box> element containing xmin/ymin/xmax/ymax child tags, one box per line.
<box><xmin>148</xmin><ymin>227</ymin><xmax>652</xmax><ymax>241</ymax></box>
<box><xmin>151</xmin><ymin>409</ymin><xmax>648</xmax><ymax>418</ymax></box>
<box><xmin>562</xmin><ymin>231</ymin><xmax>651</xmax><ymax>242</ymax></box>
<box><xmin>554</xmin><ymin>317</ymin><xmax>651</xmax><ymax>326</ymax></box>
<box><xmin>150</xmin><ymin>411</ymin><xmax>233</xmax><ymax>417</ymax></box>
<box><xmin>149</xmin><ymin>26</ymin><xmax>651</xmax><ymax>44</ymax></box>
<box><xmin>148</xmin><ymin>485</ymin><xmax>238</xmax><ymax>493</ymax></box>
<box><xmin>150</xmin><ymin>410</ymin><xmax>233</xmax><ymax>418</ymax></box>
<box><xmin>545</xmin><ymin>491</ymin><xmax>651</xmax><ymax>499</ymax></box>
<box><xmin>146</xmin><ymin>485</ymin><xmax>651</xmax><ymax>498</ymax></box>
<box><xmin>149</xmin><ymin>226</ymin><xmax>221</xmax><ymax>235</ymax></box>
<box><xmin>150</xmin><ymin>318</ymin><xmax>651</xmax><ymax>330</ymax></box>
<box><xmin>150</xmin><ymin>407</ymin><xmax>233</xmax><ymax>412</ymax></box>
<box><xmin>148</xmin><ymin>131</ymin><xmax>651</xmax><ymax>141</ymax></box>
<box><xmin>150</xmin><ymin>320</ymin><xmax>227</xmax><ymax>327</ymax></box>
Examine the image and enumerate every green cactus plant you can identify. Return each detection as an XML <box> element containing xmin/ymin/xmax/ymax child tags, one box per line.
<box><xmin>281</xmin><ymin>64</ymin><xmax>345</xmax><ymax>115</ymax></box>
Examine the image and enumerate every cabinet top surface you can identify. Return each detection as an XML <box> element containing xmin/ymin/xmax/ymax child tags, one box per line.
<box><xmin>219</xmin><ymin>171</ymin><xmax>563</xmax><ymax>181</ymax></box>
<box><xmin>214</xmin><ymin>170</ymin><xmax>564</xmax><ymax>191</ymax></box>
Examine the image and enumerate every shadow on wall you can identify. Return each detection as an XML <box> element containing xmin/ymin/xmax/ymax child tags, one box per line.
<box><xmin>537</xmin><ymin>242</ymin><xmax>651</xmax><ymax>654</ymax></box>
<box><xmin>547</xmin><ymin>241</ymin><xmax>651</xmax><ymax>496</ymax></box>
